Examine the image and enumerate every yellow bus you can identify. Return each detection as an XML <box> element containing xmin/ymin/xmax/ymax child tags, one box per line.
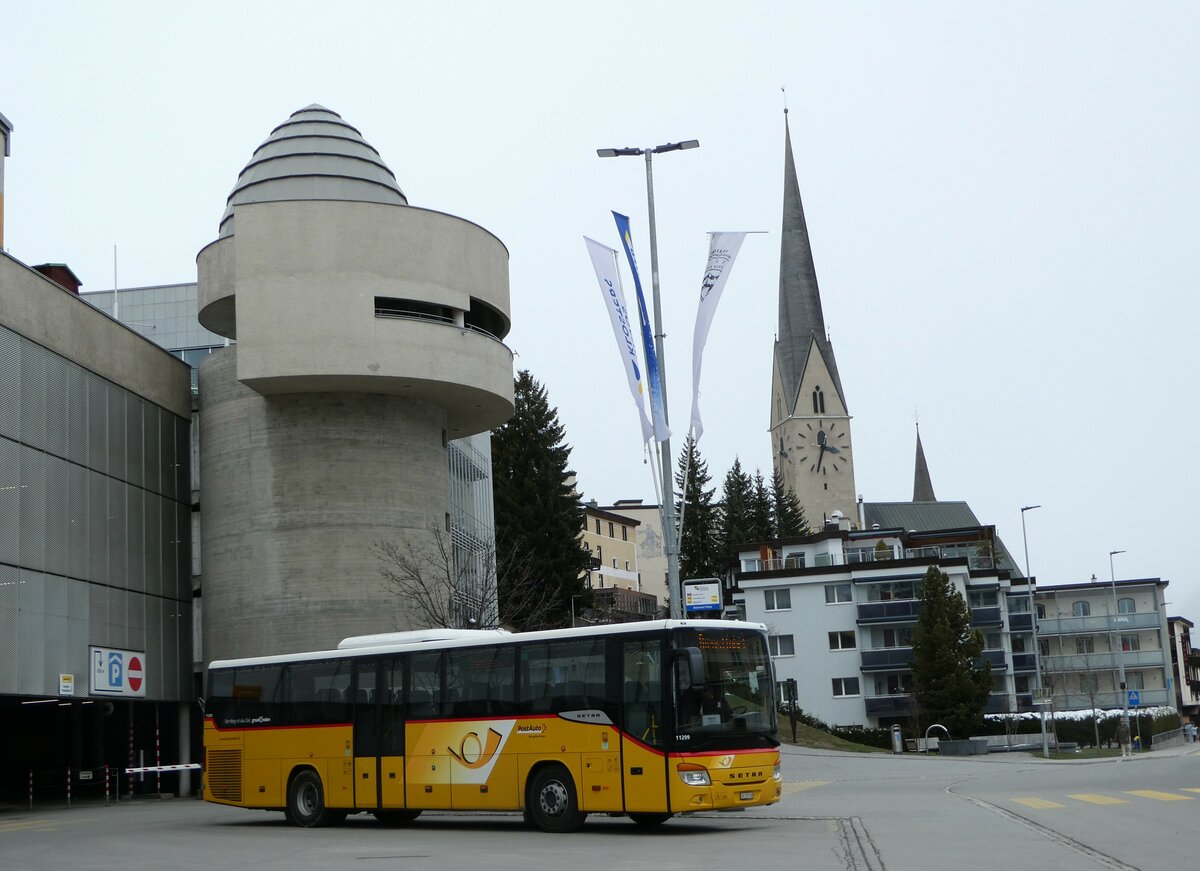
<box><xmin>203</xmin><ymin>620</ymin><xmax>781</xmax><ymax>832</ymax></box>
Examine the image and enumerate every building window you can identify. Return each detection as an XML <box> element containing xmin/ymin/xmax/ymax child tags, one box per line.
<box><xmin>1126</xmin><ymin>671</ymin><xmax>1145</xmax><ymax>690</ymax></box>
<box><xmin>1078</xmin><ymin>674</ymin><xmax>1099</xmax><ymax>694</ymax></box>
<box><xmin>1014</xmin><ymin>675</ymin><xmax>1031</xmax><ymax>694</ymax></box>
<box><xmin>878</xmin><ymin>674</ymin><xmax>910</xmax><ymax>695</ymax></box>
<box><xmin>625</xmin><ymin>561</ymin><xmax>630</xmax><ymax>571</ymax></box>
<box><xmin>1118</xmin><ymin>597</ymin><xmax>1136</xmax><ymax>614</ymax></box>
<box><xmin>595</xmin><ymin>518</ymin><xmax>600</xmax><ymax>534</ymax></box>
<box><xmin>828</xmin><ymin>631</ymin><xmax>856</xmax><ymax>650</ymax></box>
<box><xmin>1075</xmin><ymin>636</ymin><xmax>1095</xmax><ymax>654</ymax></box>
<box><xmin>608</xmin><ymin>521</ymin><xmax>614</xmax><ymax>538</ymax></box>
<box><xmin>1036</xmin><ymin>603</ymin><xmax>1046</xmax><ymax>619</ymax></box>
<box><xmin>1009</xmin><ymin>597</ymin><xmax>1030</xmax><ymax>614</ymax></box>
<box><xmin>825</xmin><ymin>583</ymin><xmax>852</xmax><ymax>604</ymax></box>
<box><xmin>596</xmin><ymin>545</ymin><xmax>602</xmax><ymax>562</ymax></box>
<box><xmin>612</xmin><ymin>559</ymin><xmax>617</xmax><ymax>568</ymax></box>
<box><xmin>812</xmin><ymin>386</ymin><xmax>825</xmax><ymax>414</ymax></box>
<box><xmin>622</xmin><ymin>526</ymin><xmax>628</xmax><ymax>542</ymax></box>
<box><xmin>764</xmin><ymin>589</ymin><xmax>792</xmax><ymax>611</ymax></box>
<box><xmin>1072</xmin><ymin>601</ymin><xmax>1091</xmax><ymax>617</ymax></box>
<box><xmin>831</xmin><ymin>677</ymin><xmax>860</xmax><ymax>697</ymax></box>
<box><xmin>768</xmin><ymin>635</ymin><xmax>795</xmax><ymax>657</ymax></box>
<box><xmin>1039</xmin><ymin>639</ymin><xmax>1050</xmax><ymax>657</ymax></box>
<box><xmin>1121</xmin><ymin>634</ymin><xmax>1140</xmax><ymax>652</ymax></box>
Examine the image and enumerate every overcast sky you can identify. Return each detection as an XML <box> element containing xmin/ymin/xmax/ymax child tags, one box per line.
<box><xmin>5</xmin><ymin>3</ymin><xmax>1198</xmax><ymax>621</ymax></box>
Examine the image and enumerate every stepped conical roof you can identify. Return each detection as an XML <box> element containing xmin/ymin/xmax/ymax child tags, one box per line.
<box><xmin>218</xmin><ymin>104</ymin><xmax>407</xmax><ymax>237</ymax></box>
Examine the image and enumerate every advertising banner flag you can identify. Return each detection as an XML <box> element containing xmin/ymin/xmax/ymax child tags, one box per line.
<box><xmin>612</xmin><ymin>212</ymin><xmax>671</xmax><ymax>442</ymax></box>
<box><xmin>689</xmin><ymin>231</ymin><xmax>747</xmax><ymax>441</ymax></box>
<box><xmin>585</xmin><ymin>237</ymin><xmax>654</xmax><ymax>443</ymax></box>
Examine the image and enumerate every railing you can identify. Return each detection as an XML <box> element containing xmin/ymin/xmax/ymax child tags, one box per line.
<box><xmin>1036</xmin><ymin>612</ymin><xmax>1161</xmax><ymax>635</ymax></box>
<box><xmin>970</xmin><ymin>607</ymin><xmax>1003</xmax><ymax>627</ymax></box>
<box><xmin>903</xmin><ymin>545</ymin><xmax>995</xmax><ymax>570</ymax></box>
<box><xmin>984</xmin><ymin>693</ymin><xmax>1014</xmax><ymax>714</ymax></box>
<box><xmin>859</xmin><ymin>647</ymin><xmax>913</xmax><ymax>671</ymax></box>
<box><xmin>738</xmin><ymin>556</ymin><xmax>807</xmax><ymax>573</ymax></box>
<box><xmin>1008</xmin><ymin>612</ymin><xmax>1033</xmax><ymax>632</ymax></box>
<box><xmin>1041</xmin><ymin>649</ymin><xmax>1167</xmax><ymax>672</ymax></box>
<box><xmin>856</xmin><ymin>600</ymin><xmax>922</xmax><ymax>623</ymax></box>
<box><xmin>1011</xmin><ymin>652</ymin><xmax>1037</xmax><ymax>672</ymax></box>
<box><xmin>864</xmin><ymin>695</ymin><xmax>912</xmax><ymax>716</ymax></box>
<box><xmin>374</xmin><ymin>309</ymin><xmax>504</xmax><ymax>342</ymax></box>
<box><xmin>981</xmin><ymin>650</ymin><xmax>1008</xmax><ymax>669</ymax></box>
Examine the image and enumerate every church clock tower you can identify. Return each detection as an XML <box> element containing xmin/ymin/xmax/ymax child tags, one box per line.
<box><xmin>770</xmin><ymin>113</ymin><xmax>857</xmax><ymax>527</ymax></box>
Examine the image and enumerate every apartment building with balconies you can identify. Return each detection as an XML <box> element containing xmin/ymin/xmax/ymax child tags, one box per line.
<box><xmin>1168</xmin><ymin>617</ymin><xmax>1200</xmax><ymax>725</ymax></box>
<box><xmin>733</xmin><ymin>522</ymin><xmax>1021</xmax><ymax>728</ymax></box>
<box><xmin>1029</xmin><ymin>579</ymin><xmax>1172</xmax><ymax>713</ymax></box>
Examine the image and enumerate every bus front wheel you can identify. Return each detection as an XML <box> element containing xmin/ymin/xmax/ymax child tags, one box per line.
<box><xmin>287</xmin><ymin>769</ymin><xmax>338</xmax><ymax>828</ymax></box>
<box><xmin>527</xmin><ymin>765</ymin><xmax>586</xmax><ymax>833</ymax></box>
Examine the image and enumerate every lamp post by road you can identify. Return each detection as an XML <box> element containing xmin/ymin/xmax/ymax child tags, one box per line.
<box><xmin>1109</xmin><ymin>549</ymin><xmax>1132</xmax><ymax>746</ymax></box>
<box><xmin>597</xmin><ymin>139</ymin><xmax>699</xmax><ymax>620</ymax></box>
<box><xmin>1021</xmin><ymin>504</ymin><xmax>1049</xmax><ymax>758</ymax></box>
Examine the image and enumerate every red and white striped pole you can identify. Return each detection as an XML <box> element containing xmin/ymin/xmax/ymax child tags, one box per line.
<box><xmin>127</xmin><ymin>715</ymin><xmax>135</xmax><ymax>798</ymax></box>
<box><xmin>66</xmin><ymin>767</ymin><xmax>71</xmax><ymax>809</ymax></box>
<box><xmin>104</xmin><ymin>763</ymin><xmax>110</xmax><ymax>806</ymax></box>
<box><xmin>155</xmin><ymin>706</ymin><xmax>162</xmax><ymax>796</ymax></box>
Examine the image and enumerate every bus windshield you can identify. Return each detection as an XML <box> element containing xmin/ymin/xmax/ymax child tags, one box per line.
<box><xmin>671</xmin><ymin>627</ymin><xmax>776</xmax><ymax>749</ymax></box>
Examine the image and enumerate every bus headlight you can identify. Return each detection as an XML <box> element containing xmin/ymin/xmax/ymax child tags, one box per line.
<box><xmin>773</xmin><ymin>762</ymin><xmax>782</xmax><ymax>781</ymax></box>
<box><xmin>677</xmin><ymin>763</ymin><xmax>711</xmax><ymax>787</ymax></box>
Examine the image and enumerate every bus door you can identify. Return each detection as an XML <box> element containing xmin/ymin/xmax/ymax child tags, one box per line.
<box><xmin>405</xmin><ymin>651</ymin><xmax>451</xmax><ymax>809</ymax></box>
<box><xmin>377</xmin><ymin>656</ymin><xmax>407</xmax><ymax>807</ymax></box>
<box><xmin>620</xmin><ymin>637</ymin><xmax>669</xmax><ymax>813</ymax></box>
<box><xmin>353</xmin><ymin>660</ymin><xmax>381</xmax><ymax>809</ymax></box>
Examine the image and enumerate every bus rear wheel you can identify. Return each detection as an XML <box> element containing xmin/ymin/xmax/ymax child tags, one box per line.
<box><xmin>287</xmin><ymin>769</ymin><xmax>339</xmax><ymax>828</ymax></box>
<box><xmin>374</xmin><ymin>810</ymin><xmax>422</xmax><ymax>825</ymax></box>
<box><xmin>528</xmin><ymin>765</ymin><xmax>586</xmax><ymax>833</ymax></box>
<box><xmin>629</xmin><ymin>812</ymin><xmax>673</xmax><ymax>826</ymax></box>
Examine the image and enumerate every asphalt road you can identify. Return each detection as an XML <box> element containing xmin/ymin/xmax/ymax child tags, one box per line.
<box><xmin>2</xmin><ymin>744</ymin><xmax>1196</xmax><ymax>871</ymax></box>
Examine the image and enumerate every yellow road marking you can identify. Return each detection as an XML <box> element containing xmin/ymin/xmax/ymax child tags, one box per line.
<box><xmin>0</xmin><ymin>818</ymin><xmax>61</xmax><ymax>833</ymax></box>
<box><xmin>1181</xmin><ymin>788</ymin><xmax>1200</xmax><ymax>794</ymax></box>
<box><xmin>782</xmin><ymin>780</ymin><xmax>830</xmax><ymax>795</ymax></box>
<box><xmin>1069</xmin><ymin>793</ymin><xmax>1128</xmax><ymax>805</ymax></box>
<box><xmin>1126</xmin><ymin>790</ymin><xmax>1194</xmax><ymax>802</ymax></box>
<box><xmin>1012</xmin><ymin>797</ymin><xmax>1065</xmax><ymax>809</ymax></box>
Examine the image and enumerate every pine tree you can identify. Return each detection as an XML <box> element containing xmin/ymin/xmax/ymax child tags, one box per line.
<box><xmin>674</xmin><ymin>435</ymin><xmax>721</xmax><ymax>581</ymax></box>
<box><xmin>771</xmin><ymin>469</ymin><xmax>809</xmax><ymax>538</ymax></box>
<box><xmin>718</xmin><ymin>458</ymin><xmax>754</xmax><ymax>557</ymax></box>
<box><xmin>748</xmin><ymin>469</ymin><xmax>774</xmax><ymax>542</ymax></box>
<box><xmin>910</xmin><ymin>566</ymin><xmax>992</xmax><ymax>738</ymax></box>
<box><xmin>491</xmin><ymin>371</ymin><xmax>592</xmax><ymax>630</ymax></box>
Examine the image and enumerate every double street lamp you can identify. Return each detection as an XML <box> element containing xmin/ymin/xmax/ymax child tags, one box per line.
<box><xmin>596</xmin><ymin>139</ymin><xmax>700</xmax><ymax>620</ymax></box>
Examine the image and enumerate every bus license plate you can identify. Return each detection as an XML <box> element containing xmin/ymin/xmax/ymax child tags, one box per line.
<box><xmin>739</xmin><ymin>791</ymin><xmax>754</xmax><ymax>801</ymax></box>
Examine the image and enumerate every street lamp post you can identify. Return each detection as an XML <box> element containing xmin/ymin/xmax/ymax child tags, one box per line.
<box><xmin>1109</xmin><ymin>550</ymin><xmax>1132</xmax><ymax>746</ymax></box>
<box><xmin>597</xmin><ymin>139</ymin><xmax>699</xmax><ymax>620</ymax></box>
<box><xmin>1021</xmin><ymin>504</ymin><xmax>1049</xmax><ymax>758</ymax></box>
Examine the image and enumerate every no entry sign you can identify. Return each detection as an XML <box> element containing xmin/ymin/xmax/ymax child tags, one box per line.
<box><xmin>89</xmin><ymin>647</ymin><xmax>148</xmax><ymax>697</ymax></box>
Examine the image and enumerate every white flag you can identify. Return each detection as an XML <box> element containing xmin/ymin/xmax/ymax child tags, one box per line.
<box><xmin>585</xmin><ymin>237</ymin><xmax>654</xmax><ymax>443</ymax></box>
<box><xmin>689</xmin><ymin>232</ymin><xmax>748</xmax><ymax>441</ymax></box>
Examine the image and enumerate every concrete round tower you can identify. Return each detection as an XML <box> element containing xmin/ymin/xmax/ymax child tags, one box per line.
<box><xmin>196</xmin><ymin>105</ymin><xmax>513</xmax><ymax>664</ymax></box>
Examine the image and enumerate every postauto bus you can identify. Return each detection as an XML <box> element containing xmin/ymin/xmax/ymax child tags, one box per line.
<box><xmin>203</xmin><ymin>620</ymin><xmax>781</xmax><ymax>832</ymax></box>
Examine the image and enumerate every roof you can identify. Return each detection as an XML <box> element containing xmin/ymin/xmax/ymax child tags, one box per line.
<box><xmin>912</xmin><ymin>426</ymin><xmax>936</xmax><ymax>502</ymax></box>
<box><xmin>218</xmin><ymin>104</ymin><xmax>407</xmax><ymax>238</ymax></box>
<box><xmin>775</xmin><ymin>114</ymin><xmax>846</xmax><ymax>412</ymax></box>
<box><xmin>863</xmin><ymin>501</ymin><xmax>1022</xmax><ymax>576</ymax></box>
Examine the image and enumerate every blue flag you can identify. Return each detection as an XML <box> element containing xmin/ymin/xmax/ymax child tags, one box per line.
<box><xmin>612</xmin><ymin>212</ymin><xmax>671</xmax><ymax>442</ymax></box>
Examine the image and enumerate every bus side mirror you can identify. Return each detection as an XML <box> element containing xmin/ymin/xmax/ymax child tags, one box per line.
<box><xmin>672</xmin><ymin>647</ymin><xmax>705</xmax><ymax>690</ymax></box>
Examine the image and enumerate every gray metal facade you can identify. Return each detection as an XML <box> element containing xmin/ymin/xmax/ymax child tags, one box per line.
<box><xmin>0</xmin><ymin>323</ymin><xmax>192</xmax><ymax>700</ymax></box>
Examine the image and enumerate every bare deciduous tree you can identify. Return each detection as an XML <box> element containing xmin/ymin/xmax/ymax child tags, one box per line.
<box><xmin>372</xmin><ymin>526</ymin><xmax>557</xmax><ymax>632</ymax></box>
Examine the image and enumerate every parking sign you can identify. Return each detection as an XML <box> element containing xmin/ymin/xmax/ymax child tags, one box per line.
<box><xmin>89</xmin><ymin>646</ymin><xmax>148</xmax><ymax>697</ymax></box>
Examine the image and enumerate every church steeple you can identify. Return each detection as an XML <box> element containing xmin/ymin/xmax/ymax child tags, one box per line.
<box><xmin>912</xmin><ymin>424</ymin><xmax>937</xmax><ymax>502</ymax></box>
<box><xmin>770</xmin><ymin>111</ymin><xmax>857</xmax><ymax>527</ymax></box>
<box><xmin>775</xmin><ymin>113</ymin><xmax>846</xmax><ymax>415</ymax></box>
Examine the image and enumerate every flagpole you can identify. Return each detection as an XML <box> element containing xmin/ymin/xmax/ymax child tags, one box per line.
<box><xmin>598</xmin><ymin>139</ymin><xmax>699</xmax><ymax>619</ymax></box>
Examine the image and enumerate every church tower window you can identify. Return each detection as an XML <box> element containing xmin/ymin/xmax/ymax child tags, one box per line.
<box><xmin>812</xmin><ymin>386</ymin><xmax>825</xmax><ymax>414</ymax></box>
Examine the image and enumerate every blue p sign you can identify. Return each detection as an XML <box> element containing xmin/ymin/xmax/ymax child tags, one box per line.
<box><xmin>107</xmin><ymin>652</ymin><xmax>123</xmax><ymax>688</ymax></box>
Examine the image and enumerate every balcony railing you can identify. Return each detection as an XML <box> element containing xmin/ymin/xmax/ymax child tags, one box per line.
<box><xmin>1037</xmin><ymin>612</ymin><xmax>1161</xmax><ymax>636</ymax></box>
<box><xmin>1008</xmin><ymin>613</ymin><xmax>1033</xmax><ymax>632</ymax></box>
<box><xmin>860</xmin><ymin>648</ymin><xmax>913</xmax><ymax>671</ymax></box>
<box><xmin>1041</xmin><ymin>649</ymin><xmax>1167</xmax><ymax>672</ymax></box>
<box><xmin>1011</xmin><ymin>652</ymin><xmax>1037</xmax><ymax>672</ymax></box>
<box><xmin>970</xmin><ymin>607</ymin><xmax>1003</xmax><ymax>627</ymax></box>
<box><xmin>738</xmin><ymin>555</ymin><xmax>809</xmax><ymax>573</ymax></box>
<box><xmin>981</xmin><ymin>649</ymin><xmax>1008</xmax><ymax>670</ymax></box>
<box><xmin>864</xmin><ymin>695</ymin><xmax>913</xmax><ymax>716</ymax></box>
<box><xmin>856</xmin><ymin>600</ymin><xmax>922</xmax><ymax>624</ymax></box>
<box><xmin>904</xmin><ymin>545</ymin><xmax>995</xmax><ymax>570</ymax></box>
